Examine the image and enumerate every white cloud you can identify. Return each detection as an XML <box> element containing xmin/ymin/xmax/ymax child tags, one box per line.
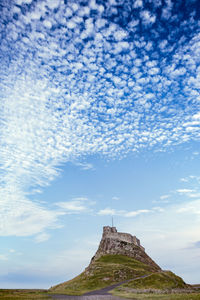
<box><xmin>160</xmin><ymin>194</ymin><xmax>170</xmax><ymax>200</ymax></box>
<box><xmin>112</xmin><ymin>196</ymin><xmax>120</xmax><ymax>201</ymax></box>
<box><xmin>98</xmin><ymin>208</ymin><xmax>117</xmax><ymax>216</ymax></box>
<box><xmin>113</xmin><ymin>29</ymin><xmax>128</xmax><ymax>41</ymax></box>
<box><xmin>140</xmin><ymin>10</ymin><xmax>156</xmax><ymax>25</ymax></box>
<box><xmin>192</xmin><ymin>112</ymin><xmax>200</xmax><ymax>119</ymax></box>
<box><xmin>176</xmin><ymin>189</ymin><xmax>195</xmax><ymax>194</ymax></box>
<box><xmin>125</xmin><ymin>209</ymin><xmax>150</xmax><ymax>217</ymax></box>
<box><xmin>175</xmin><ymin>188</ymin><xmax>200</xmax><ymax>198</ymax></box>
<box><xmin>98</xmin><ymin>207</ymin><xmax>152</xmax><ymax>218</ymax></box>
<box><xmin>15</xmin><ymin>0</ymin><xmax>32</xmax><ymax>4</ymax></box>
<box><xmin>0</xmin><ymin>190</ymin><xmax>63</xmax><ymax>236</ymax></box>
<box><xmin>35</xmin><ymin>233</ymin><xmax>51</xmax><ymax>243</ymax></box>
<box><xmin>0</xmin><ymin>254</ymin><xmax>8</xmax><ymax>261</ymax></box>
<box><xmin>46</xmin><ymin>0</ymin><xmax>60</xmax><ymax>9</ymax></box>
<box><xmin>0</xmin><ymin>0</ymin><xmax>200</xmax><ymax>237</ymax></box>
<box><xmin>56</xmin><ymin>201</ymin><xmax>87</xmax><ymax>212</ymax></box>
<box><xmin>55</xmin><ymin>197</ymin><xmax>94</xmax><ymax>214</ymax></box>
<box><xmin>133</xmin><ymin>0</ymin><xmax>143</xmax><ymax>8</ymax></box>
<box><xmin>152</xmin><ymin>207</ymin><xmax>165</xmax><ymax>212</ymax></box>
<box><xmin>186</xmin><ymin>193</ymin><xmax>200</xmax><ymax>198</ymax></box>
<box><xmin>161</xmin><ymin>0</ymin><xmax>173</xmax><ymax>19</ymax></box>
<box><xmin>192</xmin><ymin>151</ymin><xmax>199</xmax><ymax>155</ymax></box>
<box><xmin>9</xmin><ymin>249</ymin><xmax>16</xmax><ymax>253</ymax></box>
<box><xmin>43</xmin><ymin>19</ymin><xmax>52</xmax><ymax>29</ymax></box>
<box><xmin>72</xmin><ymin>197</ymin><xmax>89</xmax><ymax>202</ymax></box>
<box><xmin>180</xmin><ymin>177</ymin><xmax>189</xmax><ymax>182</ymax></box>
<box><xmin>176</xmin><ymin>200</ymin><xmax>200</xmax><ymax>215</ymax></box>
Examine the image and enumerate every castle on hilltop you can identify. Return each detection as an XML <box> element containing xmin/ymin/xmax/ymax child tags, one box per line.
<box><xmin>88</xmin><ymin>225</ymin><xmax>161</xmax><ymax>271</ymax></box>
<box><xmin>103</xmin><ymin>226</ymin><xmax>145</xmax><ymax>251</ymax></box>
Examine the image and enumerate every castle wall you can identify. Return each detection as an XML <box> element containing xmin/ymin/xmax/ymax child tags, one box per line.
<box><xmin>114</xmin><ymin>232</ymin><xmax>134</xmax><ymax>244</ymax></box>
<box><xmin>103</xmin><ymin>226</ymin><xmax>144</xmax><ymax>250</ymax></box>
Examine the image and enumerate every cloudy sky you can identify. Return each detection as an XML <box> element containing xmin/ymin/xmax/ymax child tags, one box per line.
<box><xmin>0</xmin><ymin>0</ymin><xmax>200</xmax><ymax>288</ymax></box>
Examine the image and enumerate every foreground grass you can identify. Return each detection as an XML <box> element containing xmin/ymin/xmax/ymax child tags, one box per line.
<box><xmin>0</xmin><ymin>288</ymin><xmax>199</xmax><ymax>300</ymax></box>
<box><xmin>0</xmin><ymin>289</ymin><xmax>51</xmax><ymax>299</ymax></box>
<box><xmin>111</xmin><ymin>270</ymin><xmax>200</xmax><ymax>300</ymax></box>
<box><xmin>49</xmin><ymin>254</ymin><xmax>154</xmax><ymax>295</ymax></box>
<box><xmin>111</xmin><ymin>291</ymin><xmax>200</xmax><ymax>300</ymax></box>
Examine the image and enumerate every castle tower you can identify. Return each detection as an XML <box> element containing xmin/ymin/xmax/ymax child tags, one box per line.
<box><xmin>102</xmin><ymin>226</ymin><xmax>145</xmax><ymax>251</ymax></box>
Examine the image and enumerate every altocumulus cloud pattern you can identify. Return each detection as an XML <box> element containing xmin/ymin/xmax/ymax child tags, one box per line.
<box><xmin>0</xmin><ymin>0</ymin><xmax>200</xmax><ymax>236</ymax></box>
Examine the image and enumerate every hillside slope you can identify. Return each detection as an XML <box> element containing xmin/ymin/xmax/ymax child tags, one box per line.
<box><xmin>49</xmin><ymin>227</ymin><xmax>189</xmax><ymax>296</ymax></box>
<box><xmin>115</xmin><ymin>270</ymin><xmax>187</xmax><ymax>291</ymax></box>
<box><xmin>49</xmin><ymin>254</ymin><xmax>157</xmax><ymax>295</ymax></box>
<box><xmin>111</xmin><ymin>270</ymin><xmax>193</xmax><ymax>299</ymax></box>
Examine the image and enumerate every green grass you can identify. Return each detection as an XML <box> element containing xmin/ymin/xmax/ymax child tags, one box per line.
<box><xmin>98</xmin><ymin>255</ymin><xmax>155</xmax><ymax>272</ymax></box>
<box><xmin>111</xmin><ymin>291</ymin><xmax>200</xmax><ymax>300</ymax></box>
<box><xmin>0</xmin><ymin>289</ymin><xmax>51</xmax><ymax>299</ymax></box>
<box><xmin>49</xmin><ymin>254</ymin><xmax>154</xmax><ymax>295</ymax></box>
<box><xmin>122</xmin><ymin>271</ymin><xmax>187</xmax><ymax>289</ymax></box>
<box><xmin>111</xmin><ymin>271</ymin><xmax>198</xmax><ymax>300</ymax></box>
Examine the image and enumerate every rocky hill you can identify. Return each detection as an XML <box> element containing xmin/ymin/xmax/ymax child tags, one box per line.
<box><xmin>49</xmin><ymin>226</ymin><xmax>188</xmax><ymax>296</ymax></box>
<box><xmin>89</xmin><ymin>226</ymin><xmax>161</xmax><ymax>272</ymax></box>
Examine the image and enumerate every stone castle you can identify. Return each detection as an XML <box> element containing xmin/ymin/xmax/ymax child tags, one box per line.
<box><xmin>89</xmin><ymin>226</ymin><xmax>161</xmax><ymax>271</ymax></box>
<box><xmin>103</xmin><ymin>226</ymin><xmax>145</xmax><ymax>252</ymax></box>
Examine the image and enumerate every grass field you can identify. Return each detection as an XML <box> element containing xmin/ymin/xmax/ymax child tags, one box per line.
<box><xmin>111</xmin><ymin>291</ymin><xmax>200</xmax><ymax>300</ymax></box>
<box><xmin>0</xmin><ymin>289</ymin><xmax>51</xmax><ymax>299</ymax></box>
<box><xmin>0</xmin><ymin>289</ymin><xmax>199</xmax><ymax>299</ymax></box>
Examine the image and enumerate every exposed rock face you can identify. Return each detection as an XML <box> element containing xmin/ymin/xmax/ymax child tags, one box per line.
<box><xmin>90</xmin><ymin>226</ymin><xmax>161</xmax><ymax>272</ymax></box>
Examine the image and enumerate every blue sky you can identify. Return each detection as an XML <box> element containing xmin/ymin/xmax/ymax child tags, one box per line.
<box><xmin>0</xmin><ymin>0</ymin><xmax>200</xmax><ymax>288</ymax></box>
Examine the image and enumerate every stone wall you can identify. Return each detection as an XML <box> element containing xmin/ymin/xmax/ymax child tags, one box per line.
<box><xmin>102</xmin><ymin>226</ymin><xmax>145</xmax><ymax>251</ymax></box>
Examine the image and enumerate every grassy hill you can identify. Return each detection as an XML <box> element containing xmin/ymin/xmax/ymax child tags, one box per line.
<box><xmin>111</xmin><ymin>270</ymin><xmax>194</xmax><ymax>299</ymax></box>
<box><xmin>114</xmin><ymin>270</ymin><xmax>187</xmax><ymax>290</ymax></box>
<box><xmin>49</xmin><ymin>254</ymin><xmax>156</xmax><ymax>295</ymax></box>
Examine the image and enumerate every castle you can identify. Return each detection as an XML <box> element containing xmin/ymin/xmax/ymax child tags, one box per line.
<box><xmin>103</xmin><ymin>226</ymin><xmax>145</xmax><ymax>251</ymax></box>
<box><xmin>89</xmin><ymin>226</ymin><xmax>160</xmax><ymax>271</ymax></box>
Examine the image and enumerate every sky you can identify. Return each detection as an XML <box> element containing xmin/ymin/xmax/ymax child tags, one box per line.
<box><xmin>0</xmin><ymin>0</ymin><xmax>200</xmax><ymax>288</ymax></box>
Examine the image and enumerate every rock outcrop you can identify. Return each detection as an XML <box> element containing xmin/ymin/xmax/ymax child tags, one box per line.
<box><xmin>89</xmin><ymin>226</ymin><xmax>161</xmax><ymax>272</ymax></box>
